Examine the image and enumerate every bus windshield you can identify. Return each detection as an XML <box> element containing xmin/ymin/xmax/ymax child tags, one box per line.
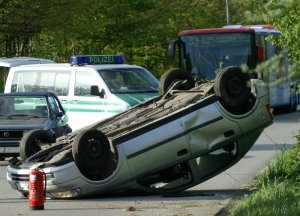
<box><xmin>180</xmin><ymin>32</ymin><xmax>256</xmax><ymax>80</ymax></box>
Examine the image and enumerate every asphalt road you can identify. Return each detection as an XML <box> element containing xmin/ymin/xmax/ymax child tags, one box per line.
<box><xmin>0</xmin><ymin>108</ymin><xmax>299</xmax><ymax>216</ymax></box>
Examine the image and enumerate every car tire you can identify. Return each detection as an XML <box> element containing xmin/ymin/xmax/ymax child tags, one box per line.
<box><xmin>19</xmin><ymin>129</ymin><xmax>55</xmax><ymax>161</ymax></box>
<box><xmin>214</xmin><ymin>66</ymin><xmax>251</xmax><ymax>114</ymax></box>
<box><xmin>72</xmin><ymin>129</ymin><xmax>113</xmax><ymax>179</ymax></box>
<box><xmin>159</xmin><ymin>68</ymin><xmax>195</xmax><ymax>95</ymax></box>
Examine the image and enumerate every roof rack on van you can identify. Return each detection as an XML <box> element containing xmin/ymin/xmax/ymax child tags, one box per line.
<box><xmin>69</xmin><ymin>55</ymin><xmax>124</xmax><ymax>65</ymax></box>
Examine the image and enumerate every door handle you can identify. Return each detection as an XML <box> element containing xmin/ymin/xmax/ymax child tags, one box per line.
<box><xmin>177</xmin><ymin>149</ymin><xmax>188</xmax><ymax>156</ymax></box>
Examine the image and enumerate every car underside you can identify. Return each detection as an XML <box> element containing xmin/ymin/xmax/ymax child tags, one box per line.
<box><xmin>7</xmin><ymin>66</ymin><xmax>273</xmax><ymax>198</ymax></box>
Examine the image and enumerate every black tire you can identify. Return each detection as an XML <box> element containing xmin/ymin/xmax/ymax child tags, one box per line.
<box><xmin>72</xmin><ymin>129</ymin><xmax>114</xmax><ymax>180</ymax></box>
<box><xmin>19</xmin><ymin>129</ymin><xmax>55</xmax><ymax>161</ymax></box>
<box><xmin>214</xmin><ymin>66</ymin><xmax>251</xmax><ymax>114</ymax></box>
<box><xmin>159</xmin><ymin>68</ymin><xmax>195</xmax><ymax>95</ymax></box>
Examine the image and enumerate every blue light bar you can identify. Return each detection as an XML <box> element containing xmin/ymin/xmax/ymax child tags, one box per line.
<box><xmin>69</xmin><ymin>56</ymin><xmax>88</xmax><ymax>65</ymax></box>
<box><xmin>69</xmin><ymin>55</ymin><xmax>124</xmax><ymax>65</ymax></box>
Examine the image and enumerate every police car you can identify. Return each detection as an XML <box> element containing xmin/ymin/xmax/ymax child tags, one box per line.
<box><xmin>4</xmin><ymin>55</ymin><xmax>159</xmax><ymax>130</ymax></box>
<box><xmin>7</xmin><ymin>66</ymin><xmax>273</xmax><ymax>198</ymax></box>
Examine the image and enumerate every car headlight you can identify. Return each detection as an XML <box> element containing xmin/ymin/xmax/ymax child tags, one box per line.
<box><xmin>48</xmin><ymin>188</ymin><xmax>82</xmax><ymax>198</ymax></box>
<box><xmin>16</xmin><ymin>181</ymin><xmax>29</xmax><ymax>191</ymax></box>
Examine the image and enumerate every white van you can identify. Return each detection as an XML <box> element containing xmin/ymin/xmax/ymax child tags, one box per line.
<box><xmin>4</xmin><ymin>55</ymin><xmax>159</xmax><ymax>130</ymax></box>
<box><xmin>0</xmin><ymin>57</ymin><xmax>54</xmax><ymax>92</ymax></box>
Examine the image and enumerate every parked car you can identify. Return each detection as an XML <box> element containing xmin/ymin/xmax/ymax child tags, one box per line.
<box><xmin>7</xmin><ymin>67</ymin><xmax>273</xmax><ymax>198</ymax></box>
<box><xmin>0</xmin><ymin>92</ymin><xmax>71</xmax><ymax>161</ymax></box>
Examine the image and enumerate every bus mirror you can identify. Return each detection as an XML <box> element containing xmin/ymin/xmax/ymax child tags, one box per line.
<box><xmin>168</xmin><ymin>39</ymin><xmax>178</xmax><ymax>58</ymax></box>
<box><xmin>91</xmin><ymin>85</ymin><xmax>105</xmax><ymax>98</ymax></box>
<box><xmin>256</xmin><ymin>46</ymin><xmax>264</xmax><ymax>61</ymax></box>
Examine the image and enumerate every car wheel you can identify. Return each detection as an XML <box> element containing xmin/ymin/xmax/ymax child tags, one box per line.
<box><xmin>214</xmin><ymin>66</ymin><xmax>251</xmax><ymax>114</ymax></box>
<box><xmin>159</xmin><ymin>68</ymin><xmax>195</xmax><ymax>95</ymax></box>
<box><xmin>72</xmin><ymin>129</ymin><xmax>114</xmax><ymax>180</ymax></box>
<box><xmin>19</xmin><ymin>129</ymin><xmax>55</xmax><ymax>161</ymax></box>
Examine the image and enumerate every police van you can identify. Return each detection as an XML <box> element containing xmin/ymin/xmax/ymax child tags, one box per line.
<box><xmin>4</xmin><ymin>55</ymin><xmax>159</xmax><ymax>130</ymax></box>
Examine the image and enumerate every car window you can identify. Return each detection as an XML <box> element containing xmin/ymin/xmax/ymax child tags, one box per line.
<box><xmin>74</xmin><ymin>71</ymin><xmax>100</xmax><ymax>96</ymax></box>
<box><xmin>0</xmin><ymin>96</ymin><xmax>48</xmax><ymax>117</ymax></box>
<box><xmin>98</xmin><ymin>68</ymin><xmax>158</xmax><ymax>94</ymax></box>
<box><xmin>11</xmin><ymin>70</ymin><xmax>70</xmax><ymax>96</ymax></box>
<box><xmin>11</xmin><ymin>71</ymin><xmax>39</xmax><ymax>92</ymax></box>
<box><xmin>39</xmin><ymin>71</ymin><xmax>70</xmax><ymax>96</ymax></box>
<box><xmin>48</xmin><ymin>96</ymin><xmax>63</xmax><ymax>114</ymax></box>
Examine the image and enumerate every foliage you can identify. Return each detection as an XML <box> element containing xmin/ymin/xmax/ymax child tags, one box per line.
<box><xmin>246</xmin><ymin>0</ymin><xmax>300</xmax><ymax>62</ymax></box>
<box><xmin>0</xmin><ymin>0</ymin><xmax>268</xmax><ymax>81</ymax></box>
<box><xmin>260</xmin><ymin>0</ymin><xmax>300</xmax><ymax>61</ymax></box>
<box><xmin>232</xmin><ymin>137</ymin><xmax>300</xmax><ymax>216</ymax></box>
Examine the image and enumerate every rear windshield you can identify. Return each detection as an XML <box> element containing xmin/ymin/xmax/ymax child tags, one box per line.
<box><xmin>0</xmin><ymin>96</ymin><xmax>48</xmax><ymax>118</ymax></box>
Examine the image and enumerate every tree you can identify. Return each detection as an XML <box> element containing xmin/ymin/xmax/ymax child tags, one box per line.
<box><xmin>0</xmin><ymin>0</ymin><xmax>272</xmax><ymax>78</ymax></box>
<box><xmin>249</xmin><ymin>0</ymin><xmax>300</xmax><ymax>80</ymax></box>
<box><xmin>260</xmin><ymin>0</ymin><xmax>300</xmax><ymax>61</ymax></box>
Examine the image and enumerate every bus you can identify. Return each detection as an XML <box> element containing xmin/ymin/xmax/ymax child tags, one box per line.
<box><xmin>168</xmin><ymin>25</ymin><xmax>298</xmax><ymax>112</ymax></box>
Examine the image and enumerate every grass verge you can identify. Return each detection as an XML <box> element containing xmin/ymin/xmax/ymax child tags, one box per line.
<box><xmin>231</xmin><ymin>133</ymin><xmax>300</xmax><ymax>216</ymax></box>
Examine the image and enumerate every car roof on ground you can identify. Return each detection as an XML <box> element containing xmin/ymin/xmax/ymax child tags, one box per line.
<box><xmin>0</xmin><ymin>57</ymin><xmax>54</xmax><ymax>67</ymax></box>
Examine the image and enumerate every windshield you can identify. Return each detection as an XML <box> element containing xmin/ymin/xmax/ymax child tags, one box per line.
<box><xmin>98</xmin><ymin>68</ymin><xmax>158</xmax><ymax>94</ymax></box>
<box><xmin>0</xmin><ymin>96</ymin><xmax>49</xmax><ymax>118</ymax></box>
<box><xmin>180</xmin><ymin>32</ymin><xmax>255</xmax><ymax>80</ymax></box>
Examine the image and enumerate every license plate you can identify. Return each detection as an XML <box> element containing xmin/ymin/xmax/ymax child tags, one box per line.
<box><xmin>0</xmin><ymin>147</ymin><xmax>19</xmax><ymax>153</ymax></box>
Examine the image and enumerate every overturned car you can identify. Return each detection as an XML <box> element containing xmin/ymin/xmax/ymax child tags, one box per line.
<box><xmin>7</xmin><ymin>66</ymin><xmax>273</xmax><ymax>198</ymax></box>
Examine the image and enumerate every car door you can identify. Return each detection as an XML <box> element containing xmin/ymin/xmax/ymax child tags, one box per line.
<box><xmin>67</xmin><ymin>70</ymin><xmax>109</xmax><ymax>130</ymax></box>
<box><xmin>47</xmin><ymin>95</ymin><xmax>69</xmax><ymax>137</ymax></box>
<box><xmin>122</xmin><ymin>119</ymin><xmax>191</xmax><ymax>178</ymax></box>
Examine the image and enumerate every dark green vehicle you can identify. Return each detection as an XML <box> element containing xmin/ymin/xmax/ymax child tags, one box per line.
<box><xmin>0</xmin><ymin>92</ymin><xmax>71</xmax><ymax>161</ymax></box>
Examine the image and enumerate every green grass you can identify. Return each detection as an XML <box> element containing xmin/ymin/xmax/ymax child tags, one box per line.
<box><xmin>232</xmin><ymin>134</ymin><xmax>300</xmax><ymax>216</ymax></box>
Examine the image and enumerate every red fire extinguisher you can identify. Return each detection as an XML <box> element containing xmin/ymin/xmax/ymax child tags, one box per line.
<box><xmin>29</xmin><ymin>168</ymin><xmax>45</xmax><ymax>210</ymax></box>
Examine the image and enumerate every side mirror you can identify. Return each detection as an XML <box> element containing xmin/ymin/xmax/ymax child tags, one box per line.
<box><xmin>168</xmin><ymin>39</ymin><xmax>178</xmax><ymax>58</ymax></box>
<box><xmin>55</xmin><ymin>111</ymin><xmax>63</xmax><ymax>118</ymax></box>
<box><xmin>91</xmin><ymin>85</ymin><xmax>105</xmax><ymax>98</ymax></box>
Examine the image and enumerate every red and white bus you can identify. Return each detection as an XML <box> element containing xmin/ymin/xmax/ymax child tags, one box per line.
<box><xmin>168</xmin><ymin>25</ymin><xmax>298</xmax><ymax>112</ymax></box>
